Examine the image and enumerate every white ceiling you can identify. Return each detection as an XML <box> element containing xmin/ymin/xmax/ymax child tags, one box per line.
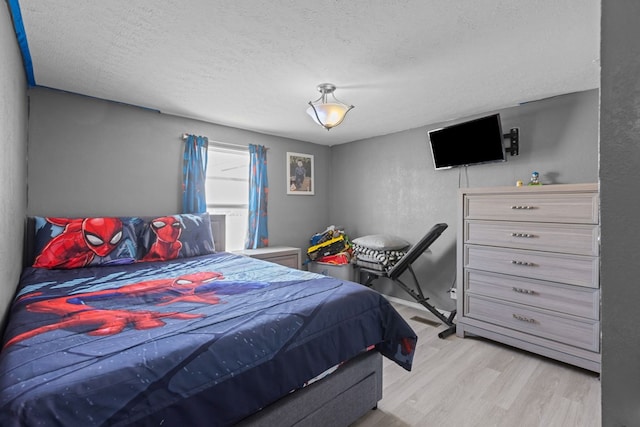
<box><xmin>16</xmin><ymin>0</ymin><xmax>600</xmax><ymax>145</ymax></box>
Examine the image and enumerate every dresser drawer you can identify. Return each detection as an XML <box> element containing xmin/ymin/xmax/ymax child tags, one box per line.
<box><xmin>465</xmin><ymin>245</ymin><xmax>599</xmax><ymax>288</ymax></box>
<box><xmin>464</xmin><ymin>295</ymin><xmax>600</xmax><ymax>352</ymax></box>
<box><xmin>465</xmin><ymin>270</ymin><xmax>599</xmax><ymax>319</ymax></box>
<box><xmin>464</xmin><ymin>193</ymin><xmax>598</xmax><ymax>223</ymax></box>
<box><xmin>465</xmin><ymin>220</ymin><xmax>599</xmax><ymax>256</ymax></box>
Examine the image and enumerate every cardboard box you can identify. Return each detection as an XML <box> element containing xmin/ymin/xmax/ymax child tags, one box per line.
<box><xmin>308</xmin><ymin>261</ymin><xmax>354</xmax><ymax>282</ymax></box>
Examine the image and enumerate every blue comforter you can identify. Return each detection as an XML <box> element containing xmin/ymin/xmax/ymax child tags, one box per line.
<box><xmin>0</xmin><ymin>252</ymin><xmax>417</xmax><ymax>426</ymax></box>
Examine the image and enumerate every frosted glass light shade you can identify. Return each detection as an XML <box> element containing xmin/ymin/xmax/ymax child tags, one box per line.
<box><xmin>306</xmin><ymin>83</ymin><xmax>354</xmax><ymax>130</ymax></box>
<box><xmin>306</xmin><ymin>103</ymin><xmax>351</xmax><ymax>129</ymax></box>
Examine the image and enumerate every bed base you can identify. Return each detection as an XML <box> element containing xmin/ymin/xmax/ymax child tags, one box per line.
<box><xmin>238</xmin><ymin>350</ymin><xmax>382</xmax><ymax>427</ymax></box>
<box><xmin>358</xmin><ymin>223</ymin><xmax>457</xmax><ymax>339</ymax></box>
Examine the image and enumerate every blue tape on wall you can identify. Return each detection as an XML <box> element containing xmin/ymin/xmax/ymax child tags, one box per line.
<box><xmin>6</xmin><ymin>0</ymin><xmax>35</xmax><ymax>86</ymax></box>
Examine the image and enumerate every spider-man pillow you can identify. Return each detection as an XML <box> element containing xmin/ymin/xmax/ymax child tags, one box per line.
<box><xmin>32</xmin><ymin>216</ymin><xmax>143</xmax><ymax>269</ymax></box>
<box><xmin>140</xmin><ymin>213</ymin><xmax>215</xmax><ymax>262</ymax></box>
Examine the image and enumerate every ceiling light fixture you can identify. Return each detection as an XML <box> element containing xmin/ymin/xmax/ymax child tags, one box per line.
<box><xmin>306</xmin><ymin>83</ymin><xmax>354</xmax><ymax>130</ymax></box>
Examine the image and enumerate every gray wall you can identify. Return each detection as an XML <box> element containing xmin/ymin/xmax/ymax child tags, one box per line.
<box><xmin>330</xmin><ymin>89</ymin><xmax>599</xmax><ymax>311</ymax></box>
<box><xmin>600</xmin><ymin>2</ymin><xmax>640</xmax><ymax>426</ymax></box>
<box><xmin>27</xmin><ymin>87</ymin><xmax>600</xmax><ymax>314</ymax></box>
<box><xmin>26</xmin><ymin>87</ymin><xmax>331</xmax><ymax>253</ymax></box>
<box><xmin>0</xmin><ymin>3</ymin><xmax>28</xmax><ymax>325</ymax></box>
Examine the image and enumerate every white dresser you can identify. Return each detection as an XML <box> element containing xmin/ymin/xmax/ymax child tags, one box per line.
<box><xmin>456</xmin><ymin>183</ymin><xmax>600</xmax><ymax>372</ymax></box>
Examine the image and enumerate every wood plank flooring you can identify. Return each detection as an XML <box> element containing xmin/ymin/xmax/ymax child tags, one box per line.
<box><xmin>352</xmin><ymin>302</ymin><xmax>601</xmax><ymax>427</ymax></box>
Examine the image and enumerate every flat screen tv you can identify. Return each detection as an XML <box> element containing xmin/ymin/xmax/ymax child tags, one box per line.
<box><xmin>428</xmin><ymin>113</ymin><xmax>506</xmax><ymax>170</ymax></box>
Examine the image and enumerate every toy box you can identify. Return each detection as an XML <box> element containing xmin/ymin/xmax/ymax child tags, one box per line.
<box><xmin>308</xmin><ymin>261</ymin><xmax>354</xmax><ymax>282</ymax></box>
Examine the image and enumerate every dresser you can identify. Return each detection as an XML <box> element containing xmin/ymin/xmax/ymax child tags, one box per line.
<box><xmin>456</xmin><ymin>183</ymin><xmax>600</xmax><ymax>372</ymax></box>
<box><xmin>234</xmin><ymin>246</ymin><xmax>302</xmax><ymax>270</ymax></box>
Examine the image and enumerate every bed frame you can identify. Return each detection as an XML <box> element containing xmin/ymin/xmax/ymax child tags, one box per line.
<box><xmin>20</xmin><ymin>214</ymin><xmax>384</xmax><ymax>426</ymax></box>
<box><xmin>239</xmin><ymin>350</ymin><xmax>382</xmax><ymax>426</ymax></box>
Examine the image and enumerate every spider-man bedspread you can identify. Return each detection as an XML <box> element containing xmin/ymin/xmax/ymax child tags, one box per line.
<box><xmin>0</xmin><ymin>252</ymin><xmax>417</xmax><ymax>426</ymax></box>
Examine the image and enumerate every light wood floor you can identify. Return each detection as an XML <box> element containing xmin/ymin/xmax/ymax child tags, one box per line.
<box><xmin>352</xmin><ymin>302</ymin><xmax>601</xmax><ymax>427</ymax></box>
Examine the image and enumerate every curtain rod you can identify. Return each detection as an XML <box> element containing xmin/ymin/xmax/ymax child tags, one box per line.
<box><xmin>181</xmin><ymin>133</ymin><xmax>247</xmax><ymax>150</ymax></box>
<box><xmin>181</xmin><ymin>133</ymin><xmax>268</xmax><ymax>151</ymax></box>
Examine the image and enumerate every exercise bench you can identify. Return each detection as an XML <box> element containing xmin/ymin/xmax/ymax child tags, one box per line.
<box><xmin>356</xmin><ymin>223</ymin><xmax>456</xmax><ymax>339</ymax></box>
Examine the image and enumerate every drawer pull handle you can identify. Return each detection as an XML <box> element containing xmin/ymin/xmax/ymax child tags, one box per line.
<box><xmin>511</xmin><ymin>260</ymin><xmax>535</xmax><ymax>267</ymax></box>
<box><xmin>512</xmin><ymin>287</ymin><xmax>535</xmax><ymax>295</ymax></box>
<box><xmin>513</xmin><ymin>313</ymin><xmax>536</xmax><ymax>323</ymax></box>
<box><xmin>510</xmin><ymin>205</ymin><xmax>536</xmax><ymax>210</ymax></box>
<box><xmin>511</xmin><ymin>232</ymin><xmax>535</xmax><ymax>238</ymax></box>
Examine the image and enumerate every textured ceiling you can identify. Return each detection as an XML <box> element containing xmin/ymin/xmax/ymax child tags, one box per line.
<box><xmin>15</xmin><ymin>0</ymin><xmax>600</xmax><ymax>145</ymax></box>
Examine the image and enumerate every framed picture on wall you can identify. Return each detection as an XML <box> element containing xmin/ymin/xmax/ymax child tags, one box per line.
<box><xmin>287</xmin><ymin>152</ymin><xmax>314</xmax><ymax>195</ymax></box>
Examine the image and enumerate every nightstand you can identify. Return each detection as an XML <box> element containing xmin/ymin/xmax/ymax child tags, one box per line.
<box><xmin>234</xmin><ymin>246</ymin><xmax>301</xmax><ymax>270</ymax></box>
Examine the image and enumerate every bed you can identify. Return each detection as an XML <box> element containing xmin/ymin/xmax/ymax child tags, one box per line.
<box><xmin>0</xmin><ymin>214</ymin><xmax>417</xmax><ymax>426</ymax></box>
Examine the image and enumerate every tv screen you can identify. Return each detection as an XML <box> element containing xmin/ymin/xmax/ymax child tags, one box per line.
<box><xmin>428</xmin><ymin>113</ymin><xmax>506</xmax><ymax>170</ymax></box>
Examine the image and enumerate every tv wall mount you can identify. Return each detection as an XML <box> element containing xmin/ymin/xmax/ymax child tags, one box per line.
<box><xmin>504</xmin><ymin>127</ymin><xmax>519</xmax><ymax>156</ymax></box>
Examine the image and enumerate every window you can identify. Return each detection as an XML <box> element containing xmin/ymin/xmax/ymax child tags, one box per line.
<box><xmin>206</xmin><ymin>146</ymin><xmax>249</xmax><ymax>251</ymax></box>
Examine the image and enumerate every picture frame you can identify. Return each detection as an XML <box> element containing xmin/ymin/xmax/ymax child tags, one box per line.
<box><xmin>287</xmin><ymin>152</ymin><xmax>314</xmax><ymax>195</ymax></box>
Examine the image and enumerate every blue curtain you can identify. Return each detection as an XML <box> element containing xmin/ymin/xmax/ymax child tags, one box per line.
<box><xmin>245</xmin><ymin>144</ymin><xmax>269</xmax><ymax>249</ymax></box>
<box><xmin>182</xmin><ymin>134</ymin><xmax>209</xmax><ymax>214</ymax></box>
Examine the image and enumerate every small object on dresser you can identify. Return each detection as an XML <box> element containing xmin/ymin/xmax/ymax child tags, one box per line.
<box><xmin>528</xmin><ymin>171</ymin><xmax>542</xmax><ymax>185</ymax></box>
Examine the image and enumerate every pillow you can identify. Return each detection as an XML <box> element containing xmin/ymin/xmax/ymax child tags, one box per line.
<box><xmin>32</xmin><ymin>216</ymin><xmax>143</xmax><ymax>269</ymax></box>
<box><xmin>352</xmin><ymin>234</ymin><xmax>410</xmax><ymax>251</ymax></box>
<box><xmin>140</xmin><ymin>213</ymin><xmax>215</xmax><ymax>262</ymax></box>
